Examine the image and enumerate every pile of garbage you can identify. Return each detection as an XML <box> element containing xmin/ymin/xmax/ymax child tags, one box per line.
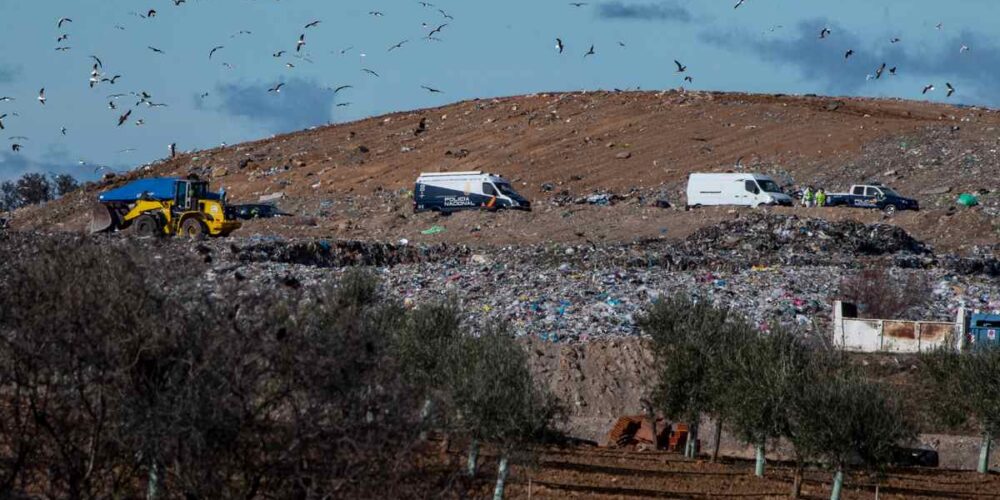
<box><xmin>679</xmin><ymin>213</ymin><xmax>929</xmax><ymax>267</ymax></box>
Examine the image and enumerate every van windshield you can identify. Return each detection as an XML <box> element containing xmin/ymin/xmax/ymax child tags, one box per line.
<box><xmin>495</xmin><ymin>182</ymin><xmax>520</xmax><ymax>198</ymax></box>
<box><xmin>757</xmin><ymin>180</ymin><xmax>783</xmax><ymax>194</ymax></box>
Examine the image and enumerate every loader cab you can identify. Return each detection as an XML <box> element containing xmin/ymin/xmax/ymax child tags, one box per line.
<box><xmin>174</xmin><ymin>179</ymin><xmax>209</xmax><ymax>211</ymax></box>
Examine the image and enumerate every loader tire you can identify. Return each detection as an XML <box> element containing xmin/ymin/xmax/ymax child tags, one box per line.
<box><xmin>181</xmin><ymin>218</ymin><xmax>207</xmax><ymax>239</ymax></box>
<box><xmin>133</xmin><ymin>214</ymin><xmax>161</xmax><ymax>237</ymax></box>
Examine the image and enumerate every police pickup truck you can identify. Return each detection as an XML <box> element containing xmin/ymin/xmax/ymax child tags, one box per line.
<box><xmin>824</xmin><ymin>184</ymin><xmax>919</xmax><ymax>215</ymax></box>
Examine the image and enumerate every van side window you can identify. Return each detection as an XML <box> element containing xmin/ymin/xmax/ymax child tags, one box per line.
<box><xmin>483</xmin><ymin>183</ymin><xmax>497</xmax><ymax>196</ymax></box>
<box><xmin>744</xmin><ymin>180</ymin><xmax>759</xmax><ymax>194</ymax></box>
<box><xmin>853</xmin><ymin>186</ymin><xmax>865</xmax><ymax>195</ymax></box>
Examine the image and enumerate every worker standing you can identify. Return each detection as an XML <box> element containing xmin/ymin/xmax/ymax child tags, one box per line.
<box><xmin>816</xmin><ymin>188</ymin><xmax>827</xmax><ymax>207</ymax></box>
<box><xmin>801</xmin><ymin>186</ymin><xmax>814</xmax><ymax>208</ymax></box>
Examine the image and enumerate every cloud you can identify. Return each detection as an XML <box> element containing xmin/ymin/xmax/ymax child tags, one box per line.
<box><xmin>596</xmin><ymin>1</ymin><xmax>692</xmax><ymax>22</ymax></box>
<box><xmin>0</xmin><ymin>150</ymin><xmax>80</xmax><ymax>183</ymax></box>
<box><xmin>0</xmin><ymin>65</ymin><xmax>17</xmax><ymax>83</ymax></box>
<box><xmin>212</xmin><ymin>78</ymin><xmax>334</xmax><ymax>133</ymax></box>
<box><xmin>702</xmin><ymin>20</ymin><xmax>1000</xmax><ymax>106</ymax></box>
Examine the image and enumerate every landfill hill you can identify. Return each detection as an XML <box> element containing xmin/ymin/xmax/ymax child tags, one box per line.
<box><xmin>11</xmin><ymin>89</ymin><xmax>1000</xmax><ymax>253</ymax></box>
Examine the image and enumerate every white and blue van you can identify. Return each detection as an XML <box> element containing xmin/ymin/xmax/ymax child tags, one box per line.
<box><xmin>413</xmin><ymin>171</ymin><xmax>531</xmax><ymax>213</ymax></box>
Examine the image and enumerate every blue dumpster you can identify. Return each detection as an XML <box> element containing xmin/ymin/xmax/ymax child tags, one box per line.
<box><xmin>968</xmin><ymin>313</ymin><xmax>1000</xmax><ymax>350</ymax></box>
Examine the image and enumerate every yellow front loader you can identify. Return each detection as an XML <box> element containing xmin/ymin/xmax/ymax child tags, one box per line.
<box><xmin>89</xmin><ymin>176</ymin><xmax>240</xmax><ymax>238</ymax></box>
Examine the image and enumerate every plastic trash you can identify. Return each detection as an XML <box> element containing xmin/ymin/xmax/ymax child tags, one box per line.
<box><xmin>957</xmin><ymin>193</ymin><xmax>979</xmax><ymax>207</ymax></box>
<box><xmin>421</xmin><ymin>225</ymin><xmax>445</xmax><ymax>235</ymax></box>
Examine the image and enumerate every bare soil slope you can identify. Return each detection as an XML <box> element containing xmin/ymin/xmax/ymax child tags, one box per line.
<box><xmin>12</xmin><ymin>90</ymin><xmax>1000</xmax><ymax>251</ymax></box>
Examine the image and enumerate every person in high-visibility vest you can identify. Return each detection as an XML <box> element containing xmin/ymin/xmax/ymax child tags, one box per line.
<box><xmin>815</xmin><ymin>188</ymin><xmax>827</xmax><ymax>207</ymax></box>
<box><xmin>801</xmin><ymin>186</ymin><xmax>814</xmax><ymax>207</ymax></box>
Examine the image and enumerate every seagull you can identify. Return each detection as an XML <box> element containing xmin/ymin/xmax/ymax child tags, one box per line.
<box><xmin>148</xmin><ymin>46</ymin><xmax>164</xmax><ymax>54</ymax></box>
<box><xmin>135</xmin><ymin>119</ymin><xmax>145</xmax><ymax>126</ymax></box>
<box><xmin>890</xmin><ymin>37</ymin><xmax>901</xmax><ymax>43</ymax></box>
<box><xmin>439</xmin><ymin>9</ymin><xmax>453</xmax><ymax>20</ymax></box>
<box><xmin>421</xmin><ymin>85</ymin><xmax>443</xmax><ymax>93</ymax></box>
<box><xmin>37</xmin><ymin>88</ymin><xmax>46</xmax><ymax>105</ymax></box>
<box><xmin>57</xmin><ymin>34</ymin><xmax>69</xmax><ymax>43</ymax></box>
<box><xmin>922</xmin><ymin>84</ymin><xmax>934</xmax><ymax>94</ymax></box>
<box><xmin>844</xmin><ymin>49</ymin><xmax>854</xmax><ymax>59</ymax></box>
<box><xmin>273</xmin><ymin>50</ymin><xmax>286</xmax><ymax>57</ymax></box>
<box><xmin>584</xmin><ymin>45</ymin><xmax>595</xmax><ymax>57</ymax></box>
<box><xmin>674</xmin><ymin>60</ymin><xmax>687</xmax><ymax>72</ymax></box>
<box><xmin>369</xmin><ymin>11</ymin><xmax>384</xmax><ymax>16</ymax></box>
<box><xmin>173</xmin><ymin>0</ymin><xmax>185</xmax><ymax>5</ymax></box>
<box><xmin>90</xmin><ymin>55</ymin><xmax>103</xmax><ymax>69</ymax></box>
<box><xmin>683</xmin><ymin>76</ymin><xmax>693</xmax><ymax>83</ymax></box>
<box><xmin>285</xmin><ymin>62</ymin><xmax>295</xmax><ymax>69</ymax></box>
<box><xmin>0</xmin><ymin>97</ymin><xmax>13</xmax><ymax>102</ymax></box>
<box><xmin>960</xmin><ymin>44</ymin><xmax>970</xmax><ymax>53</ymax></box>
<box><xmin>362</xmin><ymin>68</ymin><xmax>380</xmax><ymax>77</ymax></box>
<box><xmin>946</xmin><ymin>82</ymin><xmax>955</xmax><ymax>97</ymax></box>
<box><xmin>108</xmin><ymin>101</ymin><xmax>117</xmax><ymax>110</ymax></box>
<box><xmin>147</xmin><ymin>102</ymin><xmax>168</xmax><ymax>108</ymax></box>
<box><xmin>296</xmin><ymin>34</ymin><xmax>305</xmax><ymax>52</ymax></box>
<box><xmin>57</xmin><ymin>17</ymin><xmax>72</xmax><ymax>28</ymax></box>
<box><xmin>418</xmin><ymin>1</ymin><xmax>435</xmax><ymax>6</ymax></box>
<box><xmin>618</xmin><ymin>41</ymin><xmax>626</xmax><ymax>47</ymax></box>
<box><xmin>331</xmin><ymin>85</ymin><xmax>352</xmax><ymax>94</ymax></box>
<box><xmin>147</xmin><ymin>9</ymin><xmax>157</xmax><ymax>18</ymax></box>
<box><xmin>889</xmin><ymin>66</ymin><xmax>897</xmax><ymax>76</ymax></box>
<box><xmin>231</xmin><ymin>30</ymin><xmax>252</xmax><ymax>38</ymax></box>
<box><xmin>209</xmin><ymin>45</ymin><xmax>224</xmax><ymax>59</ymax></box>
<box><xmin>268</xmin><ymin>82</ymin><xmax>285</xmax><ymax>93</ymax></box>
<box><xmin>935</xmin><ymin>23</ymin><xmax>943</xmax><ymax>30</ymax></box>
<box><xmin>107</xmin><ymin>93</ymin><xmax>125</xmax><ymax>99</ymax></box>
<box><xmin>55</xmin><ymin>47</ymin><xmax>72</xmax><ymax>52</ymax></box>
<box><xmin>336</xmin><ymin>102</ymin><xmax>351</xmax><ymax>107</ymax></box>
<box><xmin>60</xmin><ymin>127</ymin><xmax>66</xmax><ymax>135</ymax></box>
<box><xmin>556</xmin><ymin>38</ymin><xmax>564</xmax><ymax>53</ymax></box>
<box><xmin>11</xmin><ymin>144</ymin><xmax>21</xmax><ymax>152</ymax></box>
<box><xmin>734</xmin><ymin>0</ymin><xmax>745</xmax><ymax>8</ymax></box>
<box><xmin>569</xmin><ymin>2</ymin><xmax>587</xmax><ymax>6</ymax></box>
<box><xmin>819</xmin><ymin>27</ymin><xmax>831</xmax><ymax>39</ymax></box>
<box><xmin>0</xmin><ymin>114</ymin><xmax>5</xmax><ymax>129</ymax></box>
<box><xmin>875</xmin><ymin>62</ymin><xmax>886</xmax><ymax>79</ymax></box>
<box><xmin>304</xmin><ymin>20</ymin><xmax>321</xmax><ymax>29</ymax></box>
<box><xmin>9</xmin><ymin>136</ymin><xmax>28</xmax><ymax>141</ymax></box>
<box><xmin>101</xmin><ymin>75</ymin><xmax>121</xmax><ymax>84</ymax></box>
<box><xmin>199</xmin><ymin>92</ymin><xmax>209</xmax><ymax>99</ymax></box>
<box><xmin>388</xmin><ymin>39</ymin><xmax>408</xmax><ymax>52</ymax></box>
<box><xmin>338</xmin><ymin>46</ymin><xmax>354</xmax><ymax>55</ymax></box>
<box><xmin>427</xmin><ymin>23</ymin><xmax>447</xmax><ymax>37</ymax></box>
<box><xmin>117</xmin><ymin>109</ymin><xmax>131</xmax><ymax>126</ymax></box>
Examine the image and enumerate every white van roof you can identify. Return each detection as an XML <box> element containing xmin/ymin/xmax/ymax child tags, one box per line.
<box><xmin>419</xmin><ymin>171</ymin><xmax>484</xmax><ymax>177</ymax></box>
<box><xmin>689</xmin><ymin>172</ymin><xmax>775</xmax><ymax>180</ymax></box>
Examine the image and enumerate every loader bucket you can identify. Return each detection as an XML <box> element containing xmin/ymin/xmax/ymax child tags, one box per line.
<box><xmin>88</xmin><ymin>203</ymin><xmax>115</xmax><ymax>233</ymax></box>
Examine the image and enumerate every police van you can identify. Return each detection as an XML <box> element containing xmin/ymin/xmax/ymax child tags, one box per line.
<box><xmin>413</xmin><ymin>171</ymin><xmax>531</xmax><ymax>213</ymax></box>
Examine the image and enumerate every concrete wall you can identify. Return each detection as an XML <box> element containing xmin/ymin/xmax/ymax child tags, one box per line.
<box><xmin>833</xmin><ymin>301</ymin><xmax>964</xmax><ymax>353</ymax></box>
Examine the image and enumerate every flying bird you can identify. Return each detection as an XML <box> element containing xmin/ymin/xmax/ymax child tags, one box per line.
<box><xmin>427</xmin><ymin>23</ymin><xmax>447</xmax><ymax>37</ymax></box>
<box><xmin>388</xmin><ymin>39</ymin><xmax>408</xmax><ymax>52</ymax></box>
<box><xmin>147</xmin><ymin>9</ymin><xmax>157</xmax><ymax>18</ymax></box>
<box><xmin>60</xmin><ymin>127</ymin><xmax>66</xmax><ymax>135</ymax></box>
<box><xmin>296</xmin><ymin>34</ymin><xmax>305</xmax><ymax>52</ymax></box>
<box><xmin>889</xmin><ymin>66</ymin><xmax>897</xmax><ymax>76</ymax></box>
<box><xmin>734</xmin><ymin>0</ymin><xmax>745</xmax><ymax>8</ymax></box>
<box><xmin>890</xmin><ymin>37</ymin><xmax>901</xmax><ymax>43</ymax></box>
<box><xmin>922</xmin><ymin>84</ymin><xmax>934</xmax><ymax>94</ymax></box>
<box><xmin>421</xmin><ymin>85</ymin><xmax>443</xmax><ymax>93</ymax></box>
<box><xmin>684</xmin><ymin>76</ymin><xmax>693</xmax><ymax>83</ymax></box>
<box><xmin>819</xmin><ymin>27</ymin><xmax>831</xmax><ymax>39</ymax></box>
<box><xmin>57</xmin><ymin>34</ymin><xmax>69</xmax><ymax>42</ymax></box>
<box><xmin>108</xmin><ymin>101</ymin><xmax>117</xmax><ymax>110</ymax></box>
<box><xmin>57</xmin><ymin>17</ymin><xmax>72</xmax><ymax>28</ymax></box>
<box><xmin>135</xmin><ymin>119</ymin><xmax>145</xmax><ymax>126</ymax></box>
<box><xmin>199</xmin><ymin>92</ymin><xmax>209</xmax><ymax>99</ymax></box>
<box><xmin>844</xmin><ymin>49</ymin><xmax>854</xmax><ymax>59</ymax></box>
<box><xmin>569</xmin><ymin>2</ymin><xmax>588</xmax><ymax>6</ymax></box>
<box><xmin>148</xmin><ymin>46</ymin><xmax>165</xmax><ymax>54</ymax></box>
<box><xmin>362</xmin><ymin>68</ymin><xmax>380</xmax><ymax>77</ymax></box>
<box><xmin>102</xmin><ymin>75</ymin><xmax>121</xmax><ymax>84</ymax></box>
<box><xmin>946</xmin><ymin>82</ymin><xmax>955</xmax><ymax>97</ymax></box>
<box><xmin>268</xmin><ymin>82</ymin><xmax>285</xmax><ymax>93</ymax></box>
<box><xmin>209</xmin><ymin>45</ymin><xmax>224</xmax><ymax>59</ymax></box>
<box><xmin>0</xmin><ymin>97</ymin><xmax>13</xmax><ymax>102</ymax></box>
<box><xmin>117</xmin><ymin>109</ymin><xmax>131</xmax><ymax>126</ymax></box>
<box><xmin>0</xmin><ymin>114</ymin><xmax>5</xmax><ymax>129</ymax></box>
<box><xmin>55</xmin><ymin>47</ymin><xmax>72</xmax><ymax>51</ymax></box>
<box><xmin>419</xmin><ymin>1</ymin><xmax>435</xmax><ymax>6</ymax></box>
<box><xmin>960</xmin><ymin>44</ymin><xmax>970</xmax><ymax>53</ymax></box>
<box><xmin>11</xmin><ymin>144</ymin><xmax>21</xmax><ymax>152</ymax></box>
<box><xmin>336</xmin><ymin>102</ymin><xmax>352</xmax><ymax>107</ymax></box>
<box><xmin>37</xmin><ymin>88</ymin><xmax>46</xmax><ymax>105</ymax></box>
<box><xmin>674</xmin><ymin>60</ymin><xmax>687</xmax><ymax>72</ymax></box>
<box><xmin>369</xmin><ymin>11</ymin><xmax>384</xmax><ymax>16</ymax></box>
<box><xmin>90</xmin><ymin>55</ymin><xmax>103</xmax><ymax>68</ymax></box>
<box><xmin>556</xmin><ymin>38</ymin><xmax>564</xmax><ymax>53</ymax></box>
<box><xmin>875</xmin><ymin>62</ymin><xmax>886</xmax><ymax>79</ymax></box>
<box><xmin>304</xmin><ymin>20</ymin><xmax>321</xmax><ymax>29</ymax></box>
<box><xmin>584</xmin><ymin>44</ymin><xmax>595</xmax><ymax>57</ymax></box>
<box><xmin>273</xmin><ymin>50</ymin><xmax>286</xmax><ymax>57</ymax></box>
<box><xmin>331</xmin><ymin>85</ymin><xmax>352</xmax><ymax>94</ymax></box>
<box><xmin>439</xmin><ymin>9</ymin><xmax>454</xmax><ymax>20</ymax></box>
<box><xmin>935</xmin><ymin>23</ymin><xmax>943</xmax><ymax>30</ymax></box>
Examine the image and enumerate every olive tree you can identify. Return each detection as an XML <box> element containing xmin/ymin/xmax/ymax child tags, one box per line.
<box><xmin>447</xmin><ymin>325</ymin><xmax>560</xmax><ymax>499</ymax></box>
<box><xmin>923</xmin><ymin>348</ymin><xmax>1000</xmax><ymax>474</ymax></box>
<box><xmin>639</xmin><ymin>295</ymin><xmax>745</xmax><ymax>459</ymax></box>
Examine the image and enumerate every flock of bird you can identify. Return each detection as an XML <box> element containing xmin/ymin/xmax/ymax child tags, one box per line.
<box><xmin>0</xmin><ymin>1</ymin><xmax>976</xmax><ymax>171</ymax></box>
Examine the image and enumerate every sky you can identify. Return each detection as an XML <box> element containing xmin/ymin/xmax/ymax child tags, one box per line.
<box><xmin>0</xmin><ymin>0</ymin><xmax>998</xmax><ymax>182</ymax></box>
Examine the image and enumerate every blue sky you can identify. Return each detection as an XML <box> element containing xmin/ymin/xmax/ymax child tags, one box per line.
<box><xmin>0</xmin><ymin>0</ymin><xmax>997</xmax><ymax>182</ymax></box>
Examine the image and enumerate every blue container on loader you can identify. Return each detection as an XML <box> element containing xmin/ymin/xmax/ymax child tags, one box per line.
<box><xmin>967</xmin><ymin>313</ymin><xmax>1000</xmax><ymax>350</ymax></box>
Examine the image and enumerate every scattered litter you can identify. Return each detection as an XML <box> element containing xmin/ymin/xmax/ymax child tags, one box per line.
<box><xmin>421</xmin><ymin>225</ymin><xmax>445</xmax><ymax>235</ymax></box>
<box><xmin>957</xmin><ymin>193</ymin><xmax>979</xmax><ymax>207</ymax></box>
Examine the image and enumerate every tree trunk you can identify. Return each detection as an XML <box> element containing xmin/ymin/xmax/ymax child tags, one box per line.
<box><xmin>492</xmin><ymin>454</ymin><xmax>510</xmax><ymax>500</ymax></box>
<box><xmin>791</xmin><ymin>460</ymin><xmax>804</xmax><ymax>499</ymax></box>
<box><xmin>754</xmin><ymin>442</ymin><xmax>765</xmax><ymax>477</ymax></box>
<box><xmin>978</xmin><ymin>431</ymin><xmax>992</xmax><ymax>474</ymax></box>
<box><xmin>685</xmin><ymin>420</ymin><xmax>700</xmax><ymax>458</ymax></box>
<box><xmin>419</xmin><ymin>398</ymin><xmax>434</xmax><ymax>440</ymax></box>
<box><xmin>146</xmin><ymin>461</ymin><xmax>159</xmax><ymax>500</ymax></box>
<box><xmin>712</xmin><ymin>419</ymin><xmax>723</xmax><ymax>462</ymax></box>
<box><xmin>829</xmin><ymin>467</ymin><xmax>844</xmax><ymax>500</ymax></box>
<box><xmin>467</xmin><ymin>440</ymin><xmax>480</xmax><ymax>477</ymax></box>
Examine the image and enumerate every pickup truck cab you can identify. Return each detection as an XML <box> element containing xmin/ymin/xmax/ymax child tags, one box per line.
<box><xmin>825</xmin><ymin>184</ymin><xmax>919</xmax><ymax>215</ymax></box>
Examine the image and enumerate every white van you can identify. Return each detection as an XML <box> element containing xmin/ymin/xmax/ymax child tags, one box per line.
<box><xmin>686</xmin><ymin>173</ymin><xmax>793</xmax><ymax>208</ymax></box>
<box><xmin>413</xmin><ymin>171</ymin><xmax>531</xmax><ymax>213</ymax></box>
